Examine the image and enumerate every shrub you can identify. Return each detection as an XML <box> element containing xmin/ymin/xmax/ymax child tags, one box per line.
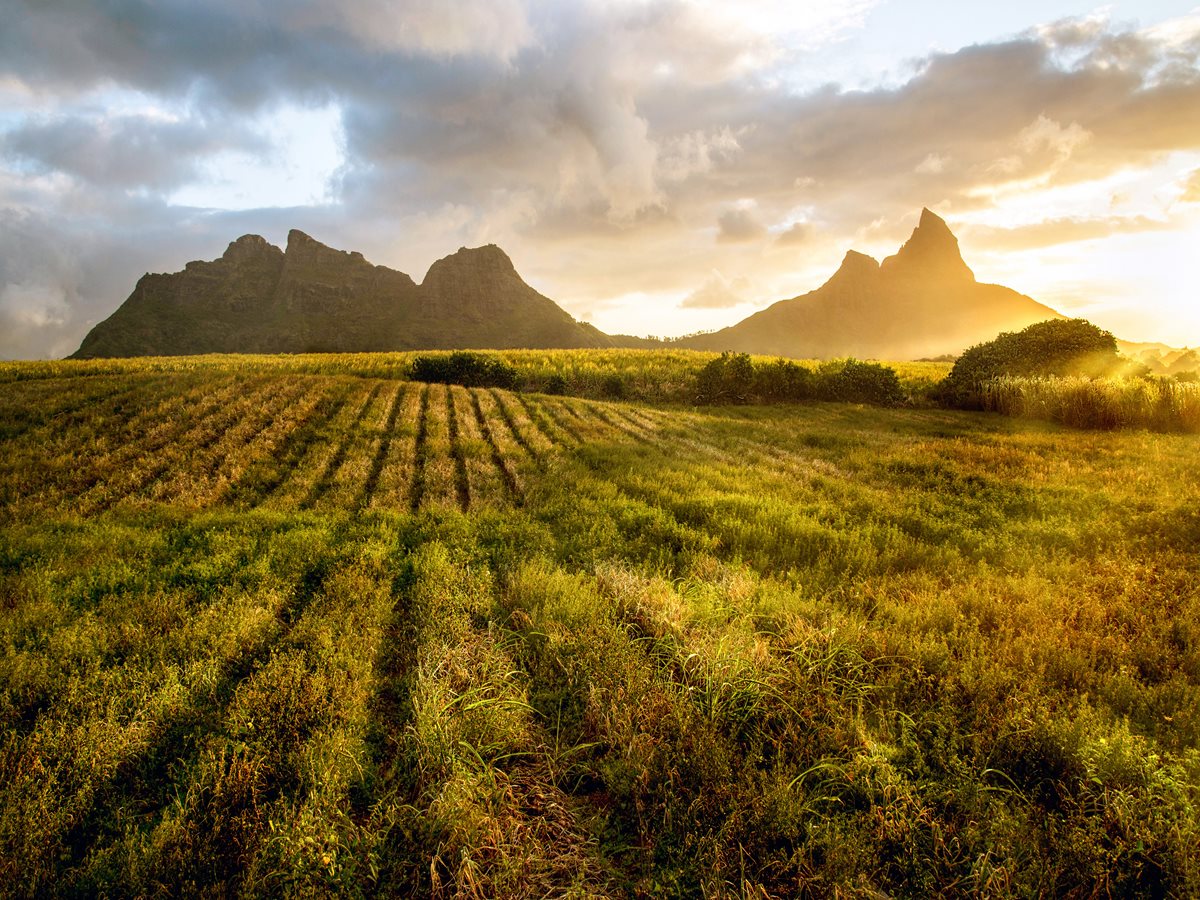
<box><xmin>815</xmin><ymin>359</ymin><xmax>905</xmax><ymax>406</ymax></box>
<box><xmin>408</xmin><ymin>352</ymin><xmax>518</xmax><ymax>389</ymax></box>
<box><xmin>695</xmin><ymin>354</ymin><xmax>901</xmax><ymax>406</ymax></box>
<box><xmin>754</xmin><ymin>359</ymin><xmax>815</xmax><ymax>402</ymax></box>
<box><xmin>939</xmin><ymin>319</ymin><xmax>1120</xmax><ymax>409</ymax></box>
<box><xmin>601</xmin><ymin>373</ymin><xmax>629</xmax><ymax>400</ymax></box>
<box><xmin>695</xmin><ymin>353</ymin><xmax>756</xmax><ymax>404</ymax></box>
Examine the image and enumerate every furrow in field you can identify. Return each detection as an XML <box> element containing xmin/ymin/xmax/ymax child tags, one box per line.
<box><xmin>259</xmin><ymin>382</ymin><xmax>376</xmax><ymax>510</ymax></box>
<box><xmin>492</xmin><ymin>389</ymin><xmax>555</xmax><ymax>459</ymax></box>
<box><xmin>299</xmin><ymin>383</ymin><xmax>384</xmax><ymax>510</ymax></box>
<box><xmin>201</xmin><ymin>379</ymin><xmax>336</xmax><ymax>509</ymax></box>
<box><xmin>483</xmin><ymin>388</ymin><xmax>540</xmax><ymax>462</ymax></box>
<box><xmin>449</xmin><ymin>386</ymin><xmax>508</xmax><ymax>509</ymax></box>
<box><xmin>76</xmin><ymin>378</ymin><xmax>277</xmax><ymax>516</ymax></box>
<box><xmin>408</xmin><ymin>383</ymin><xmax>432</xmax><ymax>513</ymax></box>
<box><xmin>470</xmin><ymin>389</ymin><xmax>523</xmax><ymax>504</ymax></box>
<box><xmin>356</xmin><ymin>381</ymin><xmax>408</xmax><ymax>512</ymax></box>
<box><xmin>553</xmin><ymin>398</ymin><xmax>632</xmax><ymax>443</ymax></box>
<box><xmin>473</xmin><ymin>389</ymin><xmax>529</xmax><ymax>500</ymax></box>
<box><xmin>1</xmin><ymin>377</ymin><xmax>236</xmax><ymax>513</ymax></box>
<box><xmin>0</xmin><ymin>375</ymin><xmax>162</xmax><ymax>446</ymax></box>
<box><xmin>445</xmin><ymin>384</ymin><xmax>472</xmax><ymax>512</ymax></box>
<box><xmin>310</xmin><ymin>382</ymin><xmax>400</xmax><ymax>513</ymax></box>
<box><xmin>417</xmin><ymin>383</ymin><xmax>459</xmax><ymax>513</ymax></box>
<box><xmin>520</xmin><ymin>394</ymin><xmax>581</xmax><ymax>446</ymax></box>
<box><xmin>230</xmin><ymin>382</ymin><xmax>354</xmax><ymax>508</ymax></box>
<box><xmin>366</xmin><ymin>382</ymin><xmax>421</xmax><ymax>513</ymax></box>
<box><xmin>145</xmin><ymin>378</ymin><xmax>315</xmax><ymax>507</ymax></box>
<box><xmin>604</xmin><ymin>405</ymin><xmax>664</xmax><ymax>444</ymax></box>
<box><xmin>513</xmin><ymin>390</ymin><xmax>572</xmax><ymax>453</ymax></box>
<box><xmin>577</xmin><ymin>400</ymin><xmax>656</xmax><ymax>446</ymax></box>
<box><xmin>537</xmin><ymin>398</ymin><xmax>588</xmax><ymax>445</ymax></box>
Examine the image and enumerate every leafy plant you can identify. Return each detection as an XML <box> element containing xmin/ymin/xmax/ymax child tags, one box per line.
<box><xmin>409</xmin><ymin>351</ymin><xmax>518</xmax><ymax>389</ymax></box>
<box><xmin>938</xmin><ymin>318</ymin><xmax>1121</xmax><ymax>408</ymax></box>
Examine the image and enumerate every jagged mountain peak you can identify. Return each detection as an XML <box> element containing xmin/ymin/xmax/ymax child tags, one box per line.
<box><xmin>832</xmin><ymin>249</ymin><xmax>881</xmax><ymax>277</ymax></box>
<box><xmin>680</xmin><ymin>208</ymin><xmax>1060</xmax><ymax>360</ymax></box>
<box><xmin>221</xmin><ymin>233</ymin><xmax>282</xmax><ymax>263</ymax></box>
<box><xmin>880</xmin><ymin>207</ymin><xmax>975</xmax><ymax>283</ymax></box>
<box><xmin>72</xmin><ymin>230</ymin><xmax>611</xmax><ymax>357</ymax></box>
<box><xmin>422</xmin><ymin>244</ymin><xmax>518</xmax><ymax>285</ymax></box>
<box><xmin>286</xmin><ymin>228</ymin><xmax>363</xmax><ymax>259</ymax></box>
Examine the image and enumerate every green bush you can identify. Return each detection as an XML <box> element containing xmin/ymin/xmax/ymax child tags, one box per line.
<box><xmin>939</xmin><ymin>319</ymin><xmax>1120</xmax><ymax>409</ymax></box>
<box><xmin>695</xmin><ymin>354</ymin><xmax>901</xmax><ymax>406</ymax></box>
<box><xmin>695</xmin><ymin>353</ymin><xmax>756</xmax><ymax>404</ymax></box>
<box><xmin>754</xmin><ymin>359</ymin><xmax>815</xmax><ymax>402</ymax></box>
<box><xmin>409</xmin><ymin>351</ymin><xmax>518</xmax><ymax>389</ymax></box>
<box><xmin>601</xmin><ymin>373</ymin><xmax>629</xmax><ymax>399</ymax></box>
<box><xmin>815</xmin><ymin>359</ymin><xmax>905</xmax><ymax>406</ymax></box>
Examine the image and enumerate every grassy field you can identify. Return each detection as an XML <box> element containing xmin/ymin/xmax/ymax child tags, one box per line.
<box><xmin>1</xmin><ymin>355</ymin><xmax>1197</xmax><ymax>897</ymax></box>
<box><xmin>0</xmin><ymin>349</ymin><xmax>952</xmax><ymax>404</ymax></box>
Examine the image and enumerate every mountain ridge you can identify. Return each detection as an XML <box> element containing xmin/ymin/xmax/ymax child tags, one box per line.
<box><xmin>72</xmin><ymin>232</ymin><xmax>614</xmax><ymax>358</ymax></box>
<box><xmin>676</xmin><ymin>208</ymin><xmax>1063</xmax><ymax>360</ymax></box>
<box><xmin>73</xmin><ymin>210</ymin><xmax>1069</xmax><ymax>360</ymax></box>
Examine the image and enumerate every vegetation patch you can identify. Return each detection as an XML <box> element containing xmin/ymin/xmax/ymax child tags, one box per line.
<box><xmin>1</xmin><ymin>354</ymin><xmax>1198</xmax><ymax>896</ymax></box>
<box><xmin>408</xmin><ymin>351</ymin><xmax>519</xmax><ymax>389</ymax></box>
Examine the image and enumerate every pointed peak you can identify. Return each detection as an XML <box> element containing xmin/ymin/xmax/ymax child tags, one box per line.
<box><xmin>880</xmin><ymin>209</ymin><xmax>974</xmax><ymax>283</ymax></box>
<box><xmin>423</xmin><ymin>244</ymin><xmax>519</xmax><ymax>285</ymax></box>
<box><xmin>451</xmin><ymin>244</ymin><xmax>514</xmax><ymax>266</ymax></box>
<box><xmin>840</xmin><ymin>249</ymin><xmax>880</xmax><ymax>270</ymax></box>
<box><xmin>286</xmin><ymin>229</ymin><xmax>322</xmax><ymax>250</ymax></box>
<box><xmin>822</xmin><ymin>249</ymin><xmax>880</xmax><ymax>289</ymax></box>
<box><xmin>919</xmin><ymin>207</ymin><xmax>948</xmax><ymax>229</ymax></box>
<box><xmin>220</xmin><ymin>234</ymin><xmax>281</xmax><ymax>263</ymax></box>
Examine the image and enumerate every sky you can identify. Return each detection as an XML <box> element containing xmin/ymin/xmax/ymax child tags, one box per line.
<box><xmin>1</xmin><ymin>1</ymin><xmax>1198</xmax><ymax>359</ymax></box>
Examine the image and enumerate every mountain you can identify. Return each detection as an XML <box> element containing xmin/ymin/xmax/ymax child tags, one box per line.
<box><xmin>678</xmin><ymin>209</ymin><xmax>1063</xmax><ymax>360</ymax></box>
<box><xmin>72</xmin><ymin>231</ymin><xmax>614</xmax><ymax>358</ymax></box>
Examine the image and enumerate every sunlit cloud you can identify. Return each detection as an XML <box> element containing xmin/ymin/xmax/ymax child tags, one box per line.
<box><xmin>0</xmin><ymin>0</ymin><xmax>1198</xmax><ymax>358</ymax></box>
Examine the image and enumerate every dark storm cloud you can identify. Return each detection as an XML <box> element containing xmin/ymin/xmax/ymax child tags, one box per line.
<box><xmin>3</xmin><ymin>113</ymin><xmax>269</xmax><ymax>191</ymax></box>
<box><xmin>1</xmin><ymin>1</ymin><xmax>1199</xmax><ymax>357</ymax></box>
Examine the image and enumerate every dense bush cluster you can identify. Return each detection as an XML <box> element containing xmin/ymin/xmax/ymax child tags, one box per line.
<box><xmin>695</xmin><ymin>353</ymin><xmax>904</xmax><ymax>406</ymax></box>
<box><xmin>938</xmin><ymin>318</ymin><xmax>1120</xmax><ymax>408</ymax></box>
<box><xmin>408</xmin><ymin>351</ymin><xmax>518</xmax><ymax>388</ymax></box>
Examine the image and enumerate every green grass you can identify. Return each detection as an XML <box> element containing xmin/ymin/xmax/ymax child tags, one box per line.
<box><xmin>1</xmin><ymin>354</ymin><xmax>1197</xmax><ymax>897</ymax></box>
<box><xmin>983</xmin><ymin>374</ymin><xmax>1200</xmax><ymax>432</ymax></box>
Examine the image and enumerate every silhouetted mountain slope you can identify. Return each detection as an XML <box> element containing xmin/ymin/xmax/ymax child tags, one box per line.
<box><xmin>72</xmin><ymin>232</ymin><xmax>613</xmax><ymax>358</ymax></box>
<box><xmin>680</xmin><ymin>209</ymin><xmax>1062</xmax><ymax>360</ymax></box>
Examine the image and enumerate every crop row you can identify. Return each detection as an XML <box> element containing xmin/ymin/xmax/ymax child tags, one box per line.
<box><xmin>0</xmin><ymin>375</ymin><xmax>680</xmax><ymax>520</ymax></box>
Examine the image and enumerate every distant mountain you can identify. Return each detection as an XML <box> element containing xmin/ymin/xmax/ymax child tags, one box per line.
<box><xmin>73</xmin><ymin>210</ymin><xmax>1070</xmax><ymax>361</ymax></box>
<box><xmin>72</xmin><ymin>230</ymin><xmax>614</xmax><ymax>358</ymax></box>
<box><xmin>678</xmin><ymin>209</ymin><xmax>1063</xmax><ymax>360</ymax></box>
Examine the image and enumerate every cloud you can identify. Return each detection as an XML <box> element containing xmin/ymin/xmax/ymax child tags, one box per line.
<box><xmin>1184</xmin><ymin>169</ymin><xmax>1200</xmax><ymax>203</ymax></box>
<box><xmin>2</xmin><ymin>3</ymin><xmax>1200</xmax><ymax>356</ymax></box>
<box><xmin>717</xmin><ymin>206</ymin><xmax>766</xmax><ymax>243</ymax></box>
<box><xmin>915</xmin><ymin>153</ymin><xmax>949</xmax><ymax>175</ymax></box>
<box><xmin>775</xmin><ymin>222</ymin><xmax>811</xmax><ymax>245</ymax></box>
<box><xmin>3</xmin><ymin>112</ymin><xmax>269</xmax><ymax>191</ymax></box>
<box><xmin>965</xmin><ymin>215</ymin><xmax>1175</xmax><ymax>252</ymax></box>
<box><xmin>680</xmin><ymin>270</ymin><xmax>750</xmax><ymax>309</ymax></box>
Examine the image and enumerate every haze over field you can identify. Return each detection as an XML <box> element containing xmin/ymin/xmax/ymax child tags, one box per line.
<box><xmin>2</xmin><ymin>0</ymin><xmax>1199</xmax><ymax>359</ymax></box>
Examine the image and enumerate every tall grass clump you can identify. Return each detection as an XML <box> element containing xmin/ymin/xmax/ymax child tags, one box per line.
<box><xmin>983</xmin><ymin>375</ymin><xmax>1200</xmax><ymax>432</ymax></box>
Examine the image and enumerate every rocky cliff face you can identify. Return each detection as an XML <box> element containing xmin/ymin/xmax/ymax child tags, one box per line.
<box><xmin>681</xmin><ymin>209</ymin><xmax>1061</xmax><ymax>360</ymax></box>
<box><xmin>72</xmin><ymin>233</ymin><xmax>611</xmax><ymax>357</ymax></box>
